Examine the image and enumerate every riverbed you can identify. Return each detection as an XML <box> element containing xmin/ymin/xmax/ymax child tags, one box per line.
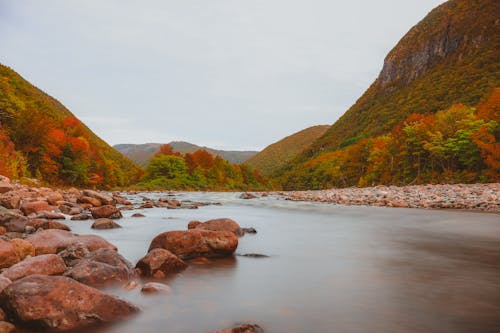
<box><xmin>66</xmin><ymin>192</ymin><xmax>500</xmax><ymax>333</ymax></box>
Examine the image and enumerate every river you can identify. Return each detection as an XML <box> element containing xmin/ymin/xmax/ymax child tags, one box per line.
<box><xmin>65</xmin><ymin>192</ymin><xmax>500</xmax><ymax>333</ymax></box>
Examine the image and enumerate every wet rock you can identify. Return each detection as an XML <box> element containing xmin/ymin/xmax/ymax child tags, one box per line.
<box><xmin>57</xmin><ymin>242</ymin><xmax>91</xmax><ymax>267</ymax></box>
<box><xmin>83</xmin><ymin>190</ymin><xmax>114</xmax><ymax>205</ymax></box>
<box><xmin>9</xmin><ymin>239</ymin><xmax>35</xmax><ymax>261</ymax></box>
<box><xmin>140</xmin><ymin>202</ymin><xmax>154</xmax><ymax>209</ymax></box>
<box><xmin>240</xmin><ymin>192</ymin><xmax>257</xmax><ymax>200</ymax></box>
<box><xmin>34</xmin><ymin>211</ymin><xmax>66</xmax><ymax>220</ymax></box>
<box><xmin>70</xmin><ymin>213</ymin><xmax>91</xmax><ymax>221</ymax></box>
<box><xmin>64</xmin><ymin>249</ymin><xmax>135</xmax><ymax>287</ymax></box>
<box><xmin>20</xmin><ymin>201</ymin><xmax>52</xmax><ymax>216</ymax></box>
<box><xmin>0</xmin><ymin>240</ymin><xmax>19</xmax><ymax>268</ymax></box>
<box><xmin>131</xmin><ymin>213</ymin><xmax>145</xmax><ymax>218</ymax></box>
<box><xmin>0</xmin><ymin>275</ymin><xmax>139</xmax><ymax>331</ymax></box>
<box><xmin>148</xmin><ymin>229</ymin><xmax>238</xmax><ymax>260</ymax></box>
<box><xmin>135</xmin><ymin>248</ymin><xmax>187</xmax><ymax>278</ymax></box>
<box><xmin>1</xmin><ymin>254</ymin><xmax>67</xmax><ymax>281</ymax></box>
<box><xmin>0</xmin><ymin>321</ymin><xmax>15</xmax><ymax>333</ymax></box>
<box><xmin>241</xmin><ymin>227</ymin><xmax>257</xmax><ymax>234</ymax></box>
<box><xmin>90</xmin><ymin>205</ymin><xmax>123</xmax><ymax>219</ymax></box>
<box><xmin>210</xmin><ymin>323</ymin><xmax>264</xmax><ymax>333</ymax></box>
<box><xmin>194</xmin><ymin>218</ymin><xmax>244</xmax><ymax>237</ymax></box>
<box><xmin>26</xmin><ymin>229</ymin><xmax>117</xmax><ymax>255</ymax></box>
<box><xmin>0</xmin><ymin>276</ymin><xmax>12</xmax><ymax>293</ymax></box>
<box><xmin>141</xmin><ymin>282</ymin><xmax>171</xmax><ymax>294</ymax></box>
<box><xmin>26</xmin><ymin>219</ymin><xmax>71</xmax><ymax>231</ymax></box>
<box><xmin>91</xmin><ymin>218</ymin><xmax>122</xmax><ymax>230</ymax></box>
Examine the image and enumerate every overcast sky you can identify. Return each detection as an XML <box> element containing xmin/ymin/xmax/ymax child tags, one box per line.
<box><xmin>0</xmin><ymin>0</ymin><xmax>444</xmax><ymax>150</ymax></box>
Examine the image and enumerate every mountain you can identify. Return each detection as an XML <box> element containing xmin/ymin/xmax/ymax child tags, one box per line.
<box><xmin>0</xmin><ymin>64</ymin><xmax>142</xmax><ymax>187</ymax></box>
<box><xmin>277</xmin><ymin>0</ymin><xmax>499</xmax><ymax>189</ymax></box>
<box><xmin>114</xmin><ymin>142</ymin><xmax>258</xmax><ymax>166</ymax></box>
<box><xmin>245</xmin><ymin>125</ymin><xmax>329</xmax><ymax>176</ymax></box>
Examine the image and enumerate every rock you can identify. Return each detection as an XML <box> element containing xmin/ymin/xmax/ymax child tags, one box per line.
<box><xmin>20</xmin><ymin>201</ymin><xmax>52</xmax><ymax>216</ymax></box>
<box><xmin>141</xmin><ymin>282</ymin><xmax>171</xmax><ymax>294</ymax></box>
<box><xmin>187</xmin><ymin>220</ymin><xmax>202</xmax><ymax>229</ymax></box>
<box><xmin>91</xmin><ymin>218</ymin><xmax>122</xmax><ymax>230</ymax></box>
<box><xmin>0</xmin><ymin>321</ymin><xmax>15</xmax><ymax>333</ymax></box>
<box><xmin>123</xmin><ymin>280</ymin><xmax>138</xmax><ymax>291</ymax></box>
<box><xmin>236</xmin><ymin>253</ymin><xmax>269</xmax><ymax>258</ymax></box>
<box><xmin>90</xmin><ymin>205</ymin><xmax>123</xmax><ymax>219</ymax></box>
<box><xmin>1</xmin><ymin>254</ymin><xmax>67</xmax><ymax>281</ymax></box>
<box><xmin>0</xmin><ymin>182</ymin><xmax>14</xmax><ymax>194</ymax></box>
<box><xmin>0</xmin><ymin>194</ymin><xmax>21</xmax><ymax>209</ymax></box>
<box><xmin>242</xmin><ymin>227</ymin><xmax>257</xmax><ymax>234</ymax></box>
<box><xmin>240</xmin><ymin>192</ymin><xmax>257</xmax><ymax>199</ymax></box>
<box><xmin>57</xmin><ymin>242</ymin><xmax>91</xmax><ymax>267</ymax></box>
<box><xmin>0</xmin><ymin>276</ymin><xmax>12</xmax><ymax>293</ymax></box>
<box><xmin>194</xmin><ymin>218</ymin><xmax>244</xmax><ymax>237</ymax></box>
<box><xmin>26</xmin><ymin>229</ymin><xmax>117</xmax><ymax>255</ymax></box>
<box><xmin>131</xmin><ymin>213</ymin><xmax>145</xmax><ymax>218</ymax></box>
<box><xmin>210</xmin><ymin>323</ymin><xmax>264</xmax><ymax>333</ymax></box>
<box><xmin>46</xmin><ymin>192</ymin><xmax>64</xmax><ymax>206</ymax></box>
<box><xmin>34</xmin><ymin>211</ymin><xmax>66</xmax><ymax>220</ymax></box>
<box><xmin>140</xmin><ymin>202</ymin><xmax>154</xmax><ymax>209</ymax></box>
<box><xmin>82</xmin><ymin>190</ymin><xmax>114</xmax><ymax>205</ymax></box>
<box><xmin>64</xmin><ymin>249</ymin><xmax>134</xmax><ymax>287</ymax></box>
<box><xmin>0</xmin><ymin>207</ymin><xmax>27</xmax><ymax>226</ymax></box>
<box><xmin>9</xmin><ymin>239</ymin><xmax>35</xmax><ymax>261</ymax></box>
<box><xmin>0</xmin><ymin>240</ymin><xmax>19</xmax><ymax>268</ymax></box>
<box><xmin>79</xmin><ymin>196</ymin><xmax>102</xmax><ymax>207</ymax></box>
<box><xmin>148</xmin><ymin>229</ymin><xmax>238</xmax><ymax>260</ymax></box>
<box><xmin>0</xmin><ymin>275</ymin><xmax>139</xmax><ymax>331</ymax></box>
<box><xmin>26</xmin><ymin>219</ymin><xmax>71</xmax><ymax>231</ymax></box>
<box><xmin>3</xmin><ymin>220</ymin><xmax>26</xmax><ymax>233</ymax></box>
<box><xmin>135</xmin><ymin>248</ymin><xmax>187</xmax><ymax>278</ymax></box>
<box><xmin>0</xmin><ymin>227</ymin><xmax>5</xmax><ymax>235</ymax></box>
<box><xmin>70</xmin><ymin>213</ymin><xmax>91</xmax><ymax>221</ymax></box>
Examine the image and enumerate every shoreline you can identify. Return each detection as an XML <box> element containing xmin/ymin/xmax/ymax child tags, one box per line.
<box><xmin>269</xmin><ymin>183</ymin><xmax>500</xmax><ymax>213</ymax></box>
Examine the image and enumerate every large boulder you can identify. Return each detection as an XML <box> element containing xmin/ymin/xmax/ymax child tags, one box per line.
<box><xmin>193</xmin><ymin>218</ymin><xmax>244</xmax><ymax>237</ymax></box>
<box><xmin>78</xmin><ymin>196</ymin><xmax>102</xmax><ymax>207</ymax></box>
<box><xmin>0</xmin><ymin>275</ymin><xmax>139</xmax><ymax>331</ymax></box>
<box><xmin>26</xmin><ymin>219</ymin><xmax>71</xmax><ymax>231</ymax></box>
<box><xmin>9</xmin><ymin>239</ymin><xmax>35</xmax><ymax>261</ymax></box>
<box><xmin>20</xmin><ymin>201</ymin><xmax>53</xmax><ymax>216</ymax></box>
<box><xmin>83</xmin><ymin>190</ymin><xmax>114</xmax><ymax>205</ymax></box>
<box><xmin>90</xmin><ymin>205</ymin><xmax>123</xmax><ymax>219</ymax></box>
<box><xmin>64</xmin><ymin>249</ymin><xmax>134</xmax><ymax>286</ymax></box>
<box><xmin>57</xmin><ymin>242</ymin><xmax>91</xmax><ymax>267</ymax></box>
<box><xmin>91</xmin><ymin>218</ymin><xmax>122</xmax><ymax>230</ymax></box>
<box><xmin>135</xmin><ymin>248</ymin><xmax>187</xmax><ymax>278</ymax></box>
<box><xmin>0</xmin><ymin>207</ymin><xmax>27</xmax><ymax>227</ymax></box>
<box><xmin>0</xmin><ymin>240</ymin><xmax>20</xmax><ymax>269</ymax></box>
<box><xmin>1</xmin><ymin>254</ymin><xmax>67</xmax><ymax>281</ymax></box>
<box><xmin>26</xmin><ymin>229</ymin><xmax>117</xmax><ymax>255</ymax></box>
<box><xmin>148</xmin><ymin>230</ymin><xmax>238</xmax><ymax>260</ymax></box>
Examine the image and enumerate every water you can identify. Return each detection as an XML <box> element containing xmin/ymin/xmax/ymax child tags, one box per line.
<box><xmin>64</xmin><ymin>192</ymin><xmax>500</xmax><ymax>333</ymax></box>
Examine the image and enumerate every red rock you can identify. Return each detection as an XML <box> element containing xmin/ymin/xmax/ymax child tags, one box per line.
<box><xmin>195</xmin><ymin>218</ymin><xmax>244</xmax><ymax>237</ymax></box>
<box><xmin>57</xmin><ymin>242</ymin><xmax>91</xmax><ymax>267</ymax></box>
<box><xmin>141</xmin><ymin>282</ymin><xmax>171</xmax><ymax>294</ymax></box>
<box><xmin>26</xmin><ymin>229</ymin><xmax>117</xmax><ymax>255</ymax></box>
<box><xmin>0</xmin><ymin>182</ymin><xmax>14</xmax><ymax>194</ymax></box>
<box><xmin>187</xmin><ymin>220</ymin><xmax>202</xmax><ymax>229</ymax></box>
<box><xmin>0</xmin><ymin>321</ymin><xmax>15</xmax><ymax>333</ymax></box>
<box><xmin>26</xmin><ymin>219</ymin><xmax>71</xmax><ymax>231</ymax></box>
<box><xmin>64</xmin><ymin>249</ymin><xmax>134</xmax><ymax>286</ymax></box>
<box><xmin>0</xmin><ymin>227</ymin><xmax>5</xmax><ymax>235</ymax></box>
<box><xmin>0</xmin><ymin>275</ymin><xmax>139</xmax><ymax>331</ymax></box>
<box><xmin>78</xmin><ymin>196</ymin><xmax>102</xmax><ymax>207</ymax></box>
<box><xmin>91</xmin><ymin>218</ymin><xmax>122</xmax><ymax>230</ymax></box>
<box><xmin>0</xmin><ymin>207</ymin><xmax>27</xmax><ymax>226</ymax></box>
<box><xmin>0</xmin><ymin>240</ymin><xmax>19</xmax><ymax>268</ymax></box>
<box><xmin>82</xmin><ymin>190</ymin><xmax>114</xmax><ymax>205</ymax></box>
<box><xmin>140</xmin><ymin>202</ymin><xmax>154</xmax><ymax>209</ymax></box>
<box><xmin>9</xmin><ymin>239</ymin><xmax>34</xmax><ymax>260</ymax></box>
<box><xmin>131</xmin><ymin>213</ymin><xmax>145</xmax><ymax>217</ymax></box>
<box><xmin>46</xmin><ymin>193</ymin><xmax>63</xmax><ymax>206</ymax></box>
<box><xmin>34</xmin><ymin>211</ymin><xmax>65</xmax><ymax>220</ymax></box>
<box><xmin>0</xmin><ymin>276</ymin><xmax>12</xmax><ymax>293</ymax></box>
<box><xmin>0</xmin><ymin>194</ymin><xmax>21</xmax><ymax>209</ymax></box>
<box><xmin>90</xmin><ymin>205</ymin><xmax>123</xmax><ymax>219</ymax></box>
<box><xmin>210</xmin><ymin>323</ymin><xmax>264</xmax><ymax>333</ymax></box>
<box><xmin>240</xmin><ymin>192</ymin><xmax>257</xmax><ymax>199</ymax></box>
<box><xmin>148</xmin><ymin>229</ymin><xmax>238</xmax><ymax>260</ymax></box>
<box><xmin>20</xmin><ymin>201</ymin><xmax>52</xmax><ymax>216</ymax></box>
<box><xmin>135</xmin><ymin>248</ymin><xmax>187</xmax><ymax>278</ymax></box>
<box><xmin>70</xmin><ymin>213</ymin><xmax>91</xmax><ymax>221</ymax></box>
<box><xmin>3</xmin><ymin>220</ymin><xmax>26</xmax><ymax>233</ymax></box>
<box><xmin>1</xmin><ymin>254</ymin><xmax>67</xmax><ymax>281</ymax></box>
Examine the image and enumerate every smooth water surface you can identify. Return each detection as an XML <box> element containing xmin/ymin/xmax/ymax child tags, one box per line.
<box><xmin>65</xmin><ymin>192</ymin><xmax>500</xmax><ymax>333</ymax></box>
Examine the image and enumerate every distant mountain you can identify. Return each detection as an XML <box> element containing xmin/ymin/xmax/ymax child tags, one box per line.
<box><xmin>244</xmin><ymin>125</ymin><xmax>329</xmax><ymax>176</ymax></box>
<box><xmin>277</xmin><ymin>0</ymin><xmax>499</xmax><ymax>189</ymax></box>
<box><xmin>114</xmin><ymin>141</ymin><xmax>258</xmax><ymax>166</ymax></box>
<box><xmin>0</xmin><ymin>64</ymin><xmax>142</xmax><ymax>187</ymax></box>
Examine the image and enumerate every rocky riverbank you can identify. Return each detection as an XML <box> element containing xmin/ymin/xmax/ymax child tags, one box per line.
<box><xmin>272</xmin><ymin>183</ymin><xmax>500</xmax><ymax>212</ymax></box>
<box><xmin>0</xmin><ymin>175</ymin><xmax>262</xmax><ymax>333</ymax></box>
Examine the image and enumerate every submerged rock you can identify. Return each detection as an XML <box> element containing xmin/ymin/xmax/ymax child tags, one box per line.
<box><xmin>141</xmin><ymin>282</ymin><xmax>171</xmax><ymax>294</ymax></box>
<box><xmin>148</xmin><ymin>229</ymin><xmax>238</xmax><ymax>260</ymax></box>
<box><xmin>240</xmin><ymin>192</ymin><xmax>257</xmax><ymax>200</ymax></box>
<box><xmin>210</xmin><ymin>323</ymin><xmax>264</xmax><ymax>333</ymax></box>
<box><xmin>0</xmin><ymin>275</ymin><xmax>139</xmax><ymax>331</ymax></box>
<box><xmin>91</xmin><ymin>218</ymin><xmax>122</xmax><ymax>230</ymax></box>
<box><xmin>135</xmin><ymin>248</ymin><xmax>187</xmax><ymax>278</ymax></box>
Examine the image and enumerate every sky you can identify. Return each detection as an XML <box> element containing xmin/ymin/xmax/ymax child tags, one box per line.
<box><xmin>0</xmin><ymin>0</ymin><xmax>444</xmax><ymax>151</ymax></box>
